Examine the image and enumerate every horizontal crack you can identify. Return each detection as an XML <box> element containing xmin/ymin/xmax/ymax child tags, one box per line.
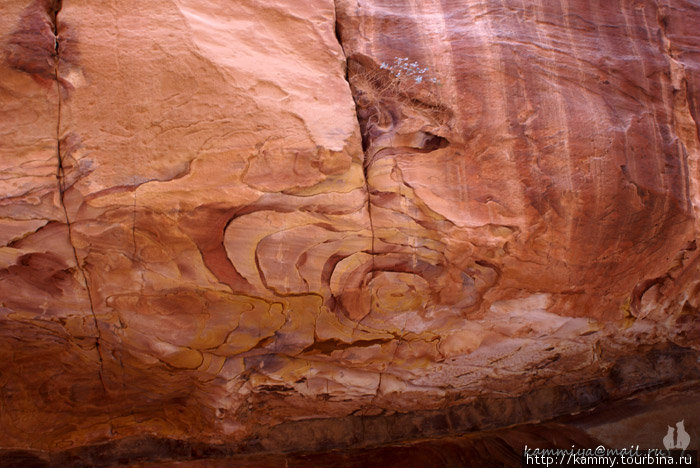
<box><xmin>301</xmin><ymin>337</ymin><xmax>391</xmax><ymax>355</ymax></box>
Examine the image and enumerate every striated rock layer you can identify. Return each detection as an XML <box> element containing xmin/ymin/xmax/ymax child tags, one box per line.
<box><xmin>1</xmin><ymin>0</ymin><xmax>699</xmax><ymax>461</ymax></box>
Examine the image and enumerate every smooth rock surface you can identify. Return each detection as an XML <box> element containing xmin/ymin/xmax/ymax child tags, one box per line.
<box><xmin>0</xmin><ymin>0</ymin><xmax>699</xmax><ymax>461</ymax></box>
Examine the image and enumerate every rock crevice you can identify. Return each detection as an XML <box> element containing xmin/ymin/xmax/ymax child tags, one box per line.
<box><xmin>51</xmin><ymin>0</ymin><xmax>107</xmax><ymax>393</ymax></box>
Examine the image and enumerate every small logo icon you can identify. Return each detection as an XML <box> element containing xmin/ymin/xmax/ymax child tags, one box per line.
<box><xmin>663</xmin><ymin>420</ymin><xmax>690</xmax><ymax>451</ymax></box>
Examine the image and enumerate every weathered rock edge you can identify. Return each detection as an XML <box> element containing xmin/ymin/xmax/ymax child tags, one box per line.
<box><xmin>1</xmin><ymin>345</ymin><xmax>696</xmax><ymax>468</ymax></box>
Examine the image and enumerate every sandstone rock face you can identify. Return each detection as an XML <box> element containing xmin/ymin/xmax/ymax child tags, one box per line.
<box><xmin>1</xmin><ymin>0</ymin><xmax>699</xmax><ymax>461</ymax></box>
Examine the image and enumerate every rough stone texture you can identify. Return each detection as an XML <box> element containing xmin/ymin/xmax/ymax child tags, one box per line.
<box><xmin>2</xmin><ymin>382</ymin><xmax>698</xmax><ymax>467</ymax></box>
<box><xmin>1</xmin><ymin>424</ymin><xmax>607</xmax><ymax>468</ymax></box>
<box><xmin>0</xmin><ymin>0</ymin><xmax>699</xmax><ymax>462</ymax></box>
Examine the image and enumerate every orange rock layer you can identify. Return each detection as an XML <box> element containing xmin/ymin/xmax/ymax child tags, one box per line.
<box><xmin>0</xmin><ymin>0</ymin><xmax>699</xmax><ymax>460</ymax></box>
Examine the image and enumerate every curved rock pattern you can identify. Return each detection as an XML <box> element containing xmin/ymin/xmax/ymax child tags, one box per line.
<box><xmin>1</xmin><ymin>0</ymin><xmax>699</xmax><ymax>459</ymax></box>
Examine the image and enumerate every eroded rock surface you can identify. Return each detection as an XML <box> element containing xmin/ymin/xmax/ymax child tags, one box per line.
<box><xmin>1</xmin><ymin>0</ymin><xmax>699</xmax><ymax>461</ymax></box>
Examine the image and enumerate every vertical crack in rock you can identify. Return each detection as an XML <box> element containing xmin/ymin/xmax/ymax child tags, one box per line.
<box><xmin>51</xmin><ymin>0</ymin><xmax>107</xmax><ymax>393</ymax></box>
<box><xmin>332</xmin><ymin>0</ymin><xmax>378</xmax><ymax>297</ymax></box>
